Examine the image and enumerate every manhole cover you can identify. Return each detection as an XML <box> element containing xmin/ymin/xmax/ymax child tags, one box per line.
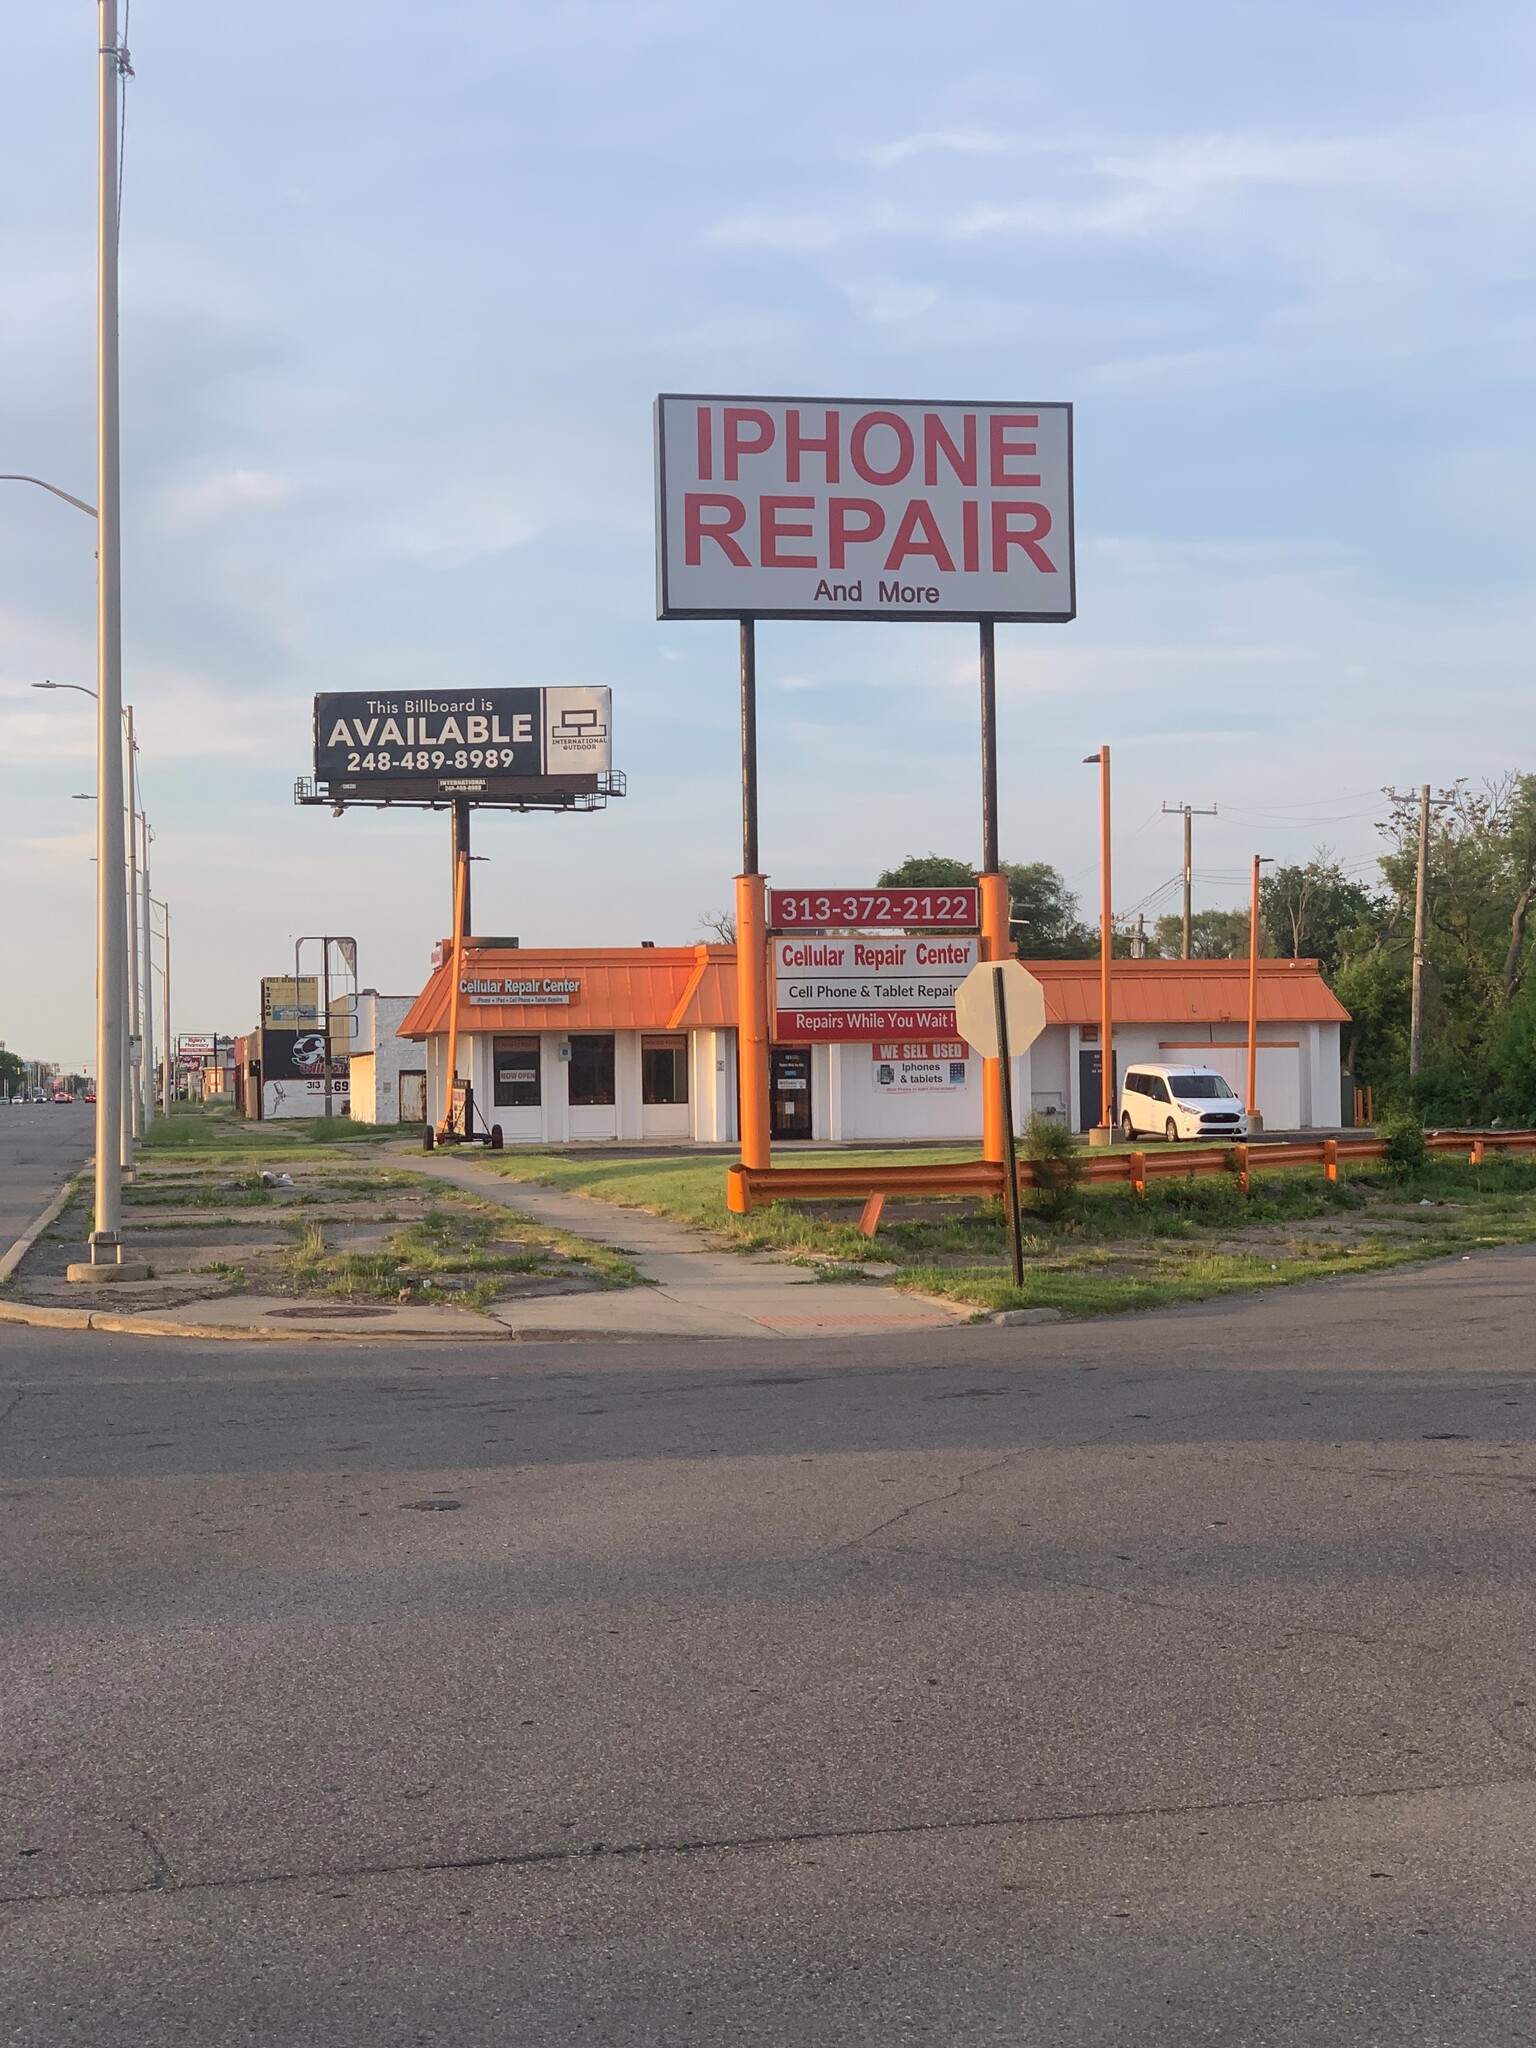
<box><xmin>267</xmin><ymin>1304</ymin><xmax>397</xmax><ymax>1320</ymax></box>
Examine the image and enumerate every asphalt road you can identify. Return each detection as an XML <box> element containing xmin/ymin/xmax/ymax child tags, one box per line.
<box><xmin>0</xmin><ymin>1100</ymin><xmax>91</xmax><ymax>1251</ymax></box>
<box><xmin>3</xmin><ymin>1248</ymin><xmax>1535</xmax><ymax>2044</ymax></box>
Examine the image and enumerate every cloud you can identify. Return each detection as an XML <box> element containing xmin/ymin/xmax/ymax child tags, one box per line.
<box><xmin>840</xmin><ymin>278</ymin><xmax>940</xmax><ymax>324</ymax></box>
<box><xmin>706</xmin><ymin>212</ymin><xmax>843</xmax><ymax>250</ymax></box>
<box><xmin>858</xmin><ymin>128</ymin><xmax>1014</xmax><ymax>169</ymax></box>
<box><xmin>153</xmin><ymin>468</ymin><xmax>296</xmax><ymax>527</ymax></box>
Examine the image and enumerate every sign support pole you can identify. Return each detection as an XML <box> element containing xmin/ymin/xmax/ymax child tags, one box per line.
<box><xmin>451</xmin><ymin>797</ymin><xmax>472</xmax><ymax>939</ymax></box>
<box><xmin>978</xmin><ymin>621</ymin><xmax>1009</xmax><ymax>1166</ymax></box>
<box><xmin>440</xmin><ymin>852</ymin><xmax>469</xmax><ymax>1140</ymax></box>
<box><xmin>736</xmin><ymin>618</ymin><xmax>771</xmax><ymax>1170</ymax></box>
<box><xmin>321</xmin><ymin>939</ymin><xmax>333</xmax><ymax>1122</ymax></box>
<box><xmin>992</xmin><ymin>965</ymin><xmax>1025</xmax><ymax>1286</ymax></box>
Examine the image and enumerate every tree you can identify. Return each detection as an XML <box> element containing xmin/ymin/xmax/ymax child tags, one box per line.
<box><xmin>696</xmin><ymin>909</ymin><xmax>736</xmax><ymax>944</ymax></box>
<box><xmin>1261</xmin><ymin>853</ymin><xmax>1384</xmax><ymax>973</ymax></box>
<box><xmin>0</xmin><ymin>1050</ymin><xmax>23</xmax><ymax>1099</ymax></box>
<box><xmin>876</xmin><ymin>854</ymin><xmax>1096</xmax><ymax>957</ymax></box>
<box><xmin>1150</xmin><ymin>908</ymin><xmax>1254</xmax><ymax>959</ymax></box>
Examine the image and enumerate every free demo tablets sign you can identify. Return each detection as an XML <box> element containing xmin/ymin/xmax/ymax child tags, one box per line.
<box><xmin>655</xmin><ymin>394</ymin><xmax>1073</xmax><ymax>622</ymax></box>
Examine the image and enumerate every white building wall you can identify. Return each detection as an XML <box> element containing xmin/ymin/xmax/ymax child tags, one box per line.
<box><xmin>691</xmin><ymin>1030</ymin><xmax>737</xmax><ymax>1143</ymax></box>
<box><xmin>413</xmin><ymin>1014</ymin><xmax>1342</xmax><ymax>1142</ymax></box>
<box><xmin>1029</xmin><ymin>1030</ymin><xmax>1071</xmax><ymax>1125</ymax></box>
<box><xmin>349</xmin><ymin>994</ymin><xmax>417</xmax><ymax>1124</ymax></box>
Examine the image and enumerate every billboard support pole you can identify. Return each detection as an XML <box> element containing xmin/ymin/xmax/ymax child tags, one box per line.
<box><xmin>978</xmin><ymin>621</ymin><xmax>1008</xmax><ymax>1166</ymax></box>
<box><xmin>439</xmin><ymin>852</ymin><xmax>469</xmax><ymax>1141</ymax></box>
<box><xmin>451</xmin><ymin>797</ymin><xmax>472</xmax><ymax>938</ymax></box>
<box><xmin>736</xmin><ymin>618</ymin><xmax>771</xmax><ymax>1170</ymax></box>
<box><xmin>321</xmin><ymin>940</ymin><xmax>333</xmax><ymax>1122</ymax></box>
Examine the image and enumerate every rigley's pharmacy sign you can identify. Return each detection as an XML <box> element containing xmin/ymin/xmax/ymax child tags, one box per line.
<box><xmin>656</xmin><ymin>394</ymin><xmax>1073</xmax><ymax>623</ymax></box>
<box><xmin>459</xmin><ymin>976</ymin><xmax>581</xmax><ymax>1008</ymax></box>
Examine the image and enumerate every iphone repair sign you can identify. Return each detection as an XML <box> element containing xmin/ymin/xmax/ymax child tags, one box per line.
<box><xmin>655</xmin><ymin>393</ymin><xmax>1073</xmax><ymax>622</ymax></box>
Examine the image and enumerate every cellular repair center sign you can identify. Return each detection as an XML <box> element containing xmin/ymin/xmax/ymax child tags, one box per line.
<box><xmin>655</xmin><ymin>393</ymin><xmax>1073</xmax><ymax>622</ymax></box>
<box><xmin>774</xmin><ymin>935</ymin><xmax>978</xmax><ymax>1041</ymax></box>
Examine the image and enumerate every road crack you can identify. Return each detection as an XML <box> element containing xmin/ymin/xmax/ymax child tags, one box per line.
<box><xmin>6</xmin><ymin>1771</ymin><xmax>1530</xmax><ymax>1912</ymax></box>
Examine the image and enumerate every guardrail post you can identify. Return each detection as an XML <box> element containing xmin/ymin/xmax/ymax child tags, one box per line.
<box><xmin>858</xmin><ymin>1192</ymin><xmax>885</xmax><ymax>1239</ymax></box>
<box><xmin>1470</xmin><ymin>1138</ymin><xmax>1485</xmax><ymax>1166</ymax></box>
<box><xmin>1323</xmin><ymin>1137</ymin><xmax>1338</xmax><ymax>1184</ymax></box>
<box><xmin>1233</xmin><ymin>1142</ymin><xmax>1250</xmax><ymax>1196</ymax></box>
<box><xmin>1129</xmin><ymin>1149</ymin><xmax>1146</xmax><ymax>1198</ymax></box>
<box><xmin>726</xmin><ymin>1164</ymin><xmax>753</xmax><ymax>1215</ymax></box>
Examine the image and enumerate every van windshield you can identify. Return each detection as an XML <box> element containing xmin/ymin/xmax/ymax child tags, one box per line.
<box><xmin>1173</xmin><ymin>1074</ymin><xmax>1236</xmax><ymax>1100</ymax></box>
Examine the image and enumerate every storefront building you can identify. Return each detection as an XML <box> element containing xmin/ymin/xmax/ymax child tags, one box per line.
<box><xmin>400</xmin><ymin>943</ymin><xmax>1350</xmax><ymax>1143</ymax></box>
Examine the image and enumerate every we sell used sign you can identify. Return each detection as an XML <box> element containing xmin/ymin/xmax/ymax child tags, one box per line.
<box><xmin>774</xmin><ymin>936</ymin><xmax>978</xmax><ymax>1042</ymax></box>
<box><xmin>656</xmin><ymin>394</ymin><xmax>1073</xmax><ymax>622</ymax></box>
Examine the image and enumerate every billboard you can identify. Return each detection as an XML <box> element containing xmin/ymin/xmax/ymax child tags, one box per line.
<box><xmin>656</xmin><ymin>394</ymin><xmax>1073</xmax><ymax>622</ymax></box>
<box><xmin>312</xmin><ymin>687</ymin><xmax>611</xmax><ymax>803</ymax></box>
<box><xmin>262</xmin><ymin>977</ymin><xmax>319</xmax><ymax>1026</ymax></box>
<box><xmin>773</xmin><ymin>935</ymin><xmax>977</xmax><ymax>1042</ymax></box>
<box><xmin>261</xmin><ymin>1028</ymin><xmax>348</xmax><ymax>1083</ymax></box>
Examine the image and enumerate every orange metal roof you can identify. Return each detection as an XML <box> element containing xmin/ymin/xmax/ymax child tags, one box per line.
<box><xmin>397</xmin><ymin>946</ymin><xmax>732</xmax><ymax>1039</ymax></box>
<box><xmin>1024</xmin><ymin>957</ymin><xmax>1351</xmax><ymax>1026</ymax></box>
<box><xmin>399</xmin><ymin>946</ymin><xmax>1348</xmax><ymax>1038</ymax></box>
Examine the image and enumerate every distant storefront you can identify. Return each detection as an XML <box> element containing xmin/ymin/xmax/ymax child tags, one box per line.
<box><xmin>399</xmin><ymin>943</ymin><xmax>1350</xmax><ymax>1143</ymax></box>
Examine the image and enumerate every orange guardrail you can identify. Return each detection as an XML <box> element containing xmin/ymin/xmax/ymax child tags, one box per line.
<box><xmin>725</xmin><ymin>1128</ymin><xmax>1536</xmax><ymax>1214</ymax></box>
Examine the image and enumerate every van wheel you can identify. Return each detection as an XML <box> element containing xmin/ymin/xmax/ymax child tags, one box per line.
<box><xmin>1120</xmin><ymin>1112</ymin><xmax>1135</xmax><ymax>1141</ymax></box>
<box><xmin>1165</xmin><ymin>1118</ymin><xmax>1179</xmax><ymax>1143</ymax></box>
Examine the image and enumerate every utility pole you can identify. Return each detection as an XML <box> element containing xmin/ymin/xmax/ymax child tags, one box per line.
<box><xmin>1162</xmin><ymin>802</ymin><xmax>1218</xmax><ymax>958</ymax></box>
<box><xmin>1410</xmin><ymin>783</ymin><xmax>1431</xmax><ymax>1078</ymax></box>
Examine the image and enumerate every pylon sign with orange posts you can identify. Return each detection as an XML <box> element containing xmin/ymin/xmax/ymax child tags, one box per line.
<box><xmin>653</xmin><ymin>391</ymin><xmax>1075</xmax><ymax>1193</ymax></box>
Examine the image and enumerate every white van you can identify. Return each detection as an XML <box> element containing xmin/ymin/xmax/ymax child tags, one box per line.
<box><xmin>1119</xmin><ymin>1063</ymin><xmax>1248</xmax><ymax>1143</ymax></box>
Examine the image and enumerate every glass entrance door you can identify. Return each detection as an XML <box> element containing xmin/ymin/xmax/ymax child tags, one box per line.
<box><xmin>770</xmin><ymin>1046</ymin><xmax>813</xmax><ymax>1140</ymax></box>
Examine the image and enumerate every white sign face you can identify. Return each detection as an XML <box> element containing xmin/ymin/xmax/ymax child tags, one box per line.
<box><xmin>953</xmin><ymin>960</ymin><xmax>1049</xmax><ymax>1060</ymax></box>
<box><xmin>774</xmin><ymin>935</ymin><xmax>977</xmax><ymax>1041</ymax></box>
<box><xmin>459</xmin><ymin>974</ymin><xmax>580</xmax><ymax>1008</ymax></box>
<box><xmin>873</xmin><ymin>1058</ymin><xmax>969</xmax><ymax>1091</ymax></box>
<box><xmin>656</xmin><ymin>394</ymin><xmax>1073</xmax><ymax>622</ymax></box>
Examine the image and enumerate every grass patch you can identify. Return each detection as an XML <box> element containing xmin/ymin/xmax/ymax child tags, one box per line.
<box><xmin>487</xmin><ymin>1143</ymin><xmax>1536</xmax><ymax>1318</ymax></box>
<box><xmin>280</xmin><ymin>1193</ymin><xmax>640</xmax><ymax>1313</ymax></box>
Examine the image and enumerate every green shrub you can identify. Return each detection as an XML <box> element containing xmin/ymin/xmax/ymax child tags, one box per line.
<box><xmin>1379</xmin><ymin>1111</ymin><xmax>1429</xmax><ymax>1181</ymax></box>
<box><xmin>1022</xmin><ymin>1112</ymin><xmax>1082</xmax><ymax>1221</ymax></box>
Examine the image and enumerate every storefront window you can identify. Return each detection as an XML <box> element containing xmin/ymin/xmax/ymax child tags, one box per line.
<box><xmin>493</xmin><ymin>1035</ymin><xmax>541</xmax><ymax>1108</ymax></box>
<box><xmin>641</xmin><ymin>1034</ymin><xmax>689</xmax><ymax>1105</ymax></box>
<box><xmin>568</xmin><ymin>1034</ymin><xmax>616</xmax><ymax>1106</ymax></box>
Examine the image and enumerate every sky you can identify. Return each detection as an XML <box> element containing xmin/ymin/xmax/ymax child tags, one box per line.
<box><xmin>3</xmin><ymin>0</ymin><xmax>1535</xmax><ymax>1067</ymax></box>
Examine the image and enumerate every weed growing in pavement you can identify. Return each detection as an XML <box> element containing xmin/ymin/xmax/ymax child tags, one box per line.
<box><xmin>276</xmin><ymin>1194</ymin><xmax>638</xmax><ymax>1310</ymax></box>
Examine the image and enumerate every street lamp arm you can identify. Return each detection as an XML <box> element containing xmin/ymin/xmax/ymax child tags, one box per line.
<box><xmin>0</xmin><ymin>474</ymin><xmax>98</xmax><ymax>518</ymax></box>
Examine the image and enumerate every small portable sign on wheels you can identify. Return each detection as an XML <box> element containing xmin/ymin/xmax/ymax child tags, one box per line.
<box><xmin>954</xmin><ymin>961</ymin><xmax>1048</xmax><ymax>1285</ymax></box>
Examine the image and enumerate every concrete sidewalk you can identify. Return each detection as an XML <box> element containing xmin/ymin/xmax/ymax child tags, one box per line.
<box><xmin>406</xmin><ymin>1149</ymin><xmax>968</xmax><ymax>1340</ymax></box>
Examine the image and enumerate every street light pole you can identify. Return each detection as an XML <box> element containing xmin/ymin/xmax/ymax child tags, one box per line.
<box><xmin>1246</xmin><ymin>856</ymin><xmax>1274</xmax><ymax>1128</ymax></box>
<box><xmin>1084</xmin><ymin>747</ymin><xmax>1114</xmax><ymax>1141</ymax></box>
<box><xmin>86</xmin><ymin>0</ymin><xmax>130</xmax><ymax>1266</ymax></box>
<box><xmin>139</xmin><ymin>815</ymin><xmax>154</xmax><ymax>1126</ymax></box>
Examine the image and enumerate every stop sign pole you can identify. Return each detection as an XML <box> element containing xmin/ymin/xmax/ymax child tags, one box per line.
<box><xmin>955</xmin><ymin>961</ymin><xmax>1049</xmax><ymax>1288</ymax></box>
<box><xmin>992</xmin><ymin>969</ymin><xmax>1025</xmax><ymax>1285</ymax></box>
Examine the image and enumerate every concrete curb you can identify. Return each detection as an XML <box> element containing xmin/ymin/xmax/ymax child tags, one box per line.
<box><xmin>0</xmin><ymin>1175</ymin><xmax>80</xmax><ymax>1284</ymax></box>
<box><xmin>0</xmin><ymin>1297</ymin><xmax>513</xmax><ymax>1342</ymax></box>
